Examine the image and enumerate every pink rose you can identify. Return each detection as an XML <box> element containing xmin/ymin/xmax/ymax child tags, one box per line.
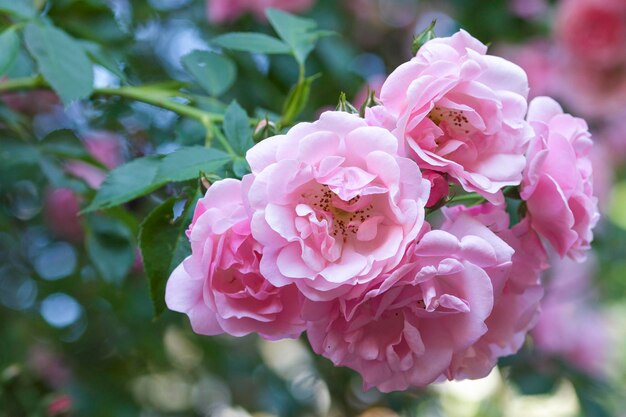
<box><xmin>206</xmin><ymin>0</ymin><xmax>314</xmax><ymax>23</ymax></box>
<box><xmin>443</xmin><ymin>204</ymin><xmax>548</xmax><ymax>379</ymax></box>
<box><xmin>166</xmin><ymin>179</ymin><xmax>306</xmax><ymax>340</ymax></box>
<box><xmin>244</xmin><ymin>111</ymin><xmax>430</xmax><ymax>301</ymax></box>
<box><xmin>521</xmin><ymin>97</ymin><xmax>599</xmax><ymax>261</ymax></box>
<box><xmin>66</xmin><ymin>132</ymin><xmax>123</xmax><ymax>189</ymax></box>
<box><xmin>532</xmin><ymin>256</ymin><xmax>610</xmax><ymax>377</ymax></box>
<box><xmin>370</xmin><ymin>30</ymin><xmax>532</xmax><ymax>204</ymax></box>
<box><xmin>555</xmin><ymin>0</ymin><xmax>626</xmax><ymax>67</ymax></box>
<box><xmin>305</xmin><ymin>213</ymin><xmax>514</xmax><ymax>392</ymax></box>
<box><xmin>43</xmin><ymin>188</ymin><xmax>84</xmax><ymax>243</ymax></box>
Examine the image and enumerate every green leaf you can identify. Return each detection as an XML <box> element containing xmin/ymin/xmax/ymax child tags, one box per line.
<box><xmin>24</xmin><ymin>22</ymin><xmax>94</xmax><ymax>104</ymax></box>
<box><xmin>233</xmin><ymin>158</ymin><xmax>250</xmax><ymax>179</ymax></box>
<box><xmin>0</xmin><ymin>139</ymin><xmax>40</xmax><ymax>170</ymax></box>
<box><xmin>139</xmin><ymin>196</ymin><xmax>195</xmax><ymax>317</ymax></box>
<box><xmin>84</xmin><ymin>156</ymin><xmax>162</xmax><ymax>212</ymax></box>
<box><xmin>155</xmin><ymin>146</ymin><xmax>231</xmax><ymax>183</ymax></box>
<box><xmin>0</xmin><ymin>0</ymin><xmax>36</xmax><ymax>19</ymax></box>
<box><xmin>281</xmin><ymin>74</ymin><xmax>318</xmax><ymax>125</ymax></box>
<box><xmin>0</xmin><ymin>28</ymin><xmax>19</xmax><ymax>76</ymax></box>
<box><xmin>212</xmin><ymin>32</ymin><xmax>291</xmax><ymax>55</ymax></box>
<box><xmin>181</xmin><ymin>50</ymin><xmax>236</xmax><ymax>97</ymax></box>
<box><xmin>85</xmin><ymin>147</ymin><xmax>231</xmax><ymax>212</ymax></box>
<box><xmin>80</xmin><ymin>40</ymin><xmax>127</xmax><ymax>82</ymax></box>
<box><xmin>86</xmin><ymin>214</ymin><xmax>135</xmax><ymax>284</ymax></box>
<box><xmin>266</xmin><ymin>8</ymin><xmax>325</xmax><ymax>64</ymax></box>
<box><xmin>223</xmin><ymin>101</ymin><xmax>254</xmax><ymax>156</ymax></box>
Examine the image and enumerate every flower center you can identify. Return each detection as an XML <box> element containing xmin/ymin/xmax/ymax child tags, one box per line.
<box><xmin>428</xmin><ymin>105</ymin><xmax>473</xmax><ymax>137</ymax></box>
<box><xmin>306</xmin><ymin>185</ymin><xmax>374</xmax><ymax>242</ymax></box>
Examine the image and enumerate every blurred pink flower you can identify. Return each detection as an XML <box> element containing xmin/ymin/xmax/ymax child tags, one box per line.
<box><xmin>532</xmin><ymin>257</ymin><xmax>610</xmax><ymax>377</ymax></box>
<box><xmin>555</xmin><ymin>0</ymin><xmax>626</xmax><ymax>67</ymax></box>
<box><xmin>510</xmin><ymin>0</ymin><xmax>548</xmax><ymax>19</ymax></box>
<box><xmin>65</xmin><ymin>131</ymin><xmax>123</xmax><ymax>189</ymax></box>
<box><xmin>497</xmin><ymin>41</ymin><xmax>558</xmax><ymax>99</ymax></box>
<box><xmin>206</xmin><ymin>0</ymin><xmax>314</xmax><ymax>23</ymax></box>
<box><xmin>305</xmin><ymin>212</ymin><xmax>514</xmax><ymax>391</ymax></box>
<box><xmin>588</xmin><ymin>142</ymin><xmax>614</xmax><ymax>213</ymax></box>
<box><xmin>597</xmin><ymin>116</ymin><xmax>626</xmax><ymax>165</ymax></box>
<box><xmin>556</xmin><ymin>62</ymin><xmax>626</xmax><ymax>121</ymax></box>
<box><xmin>46</xmin><ymin>395</ymin><xmax>72</xmax><ymax>416</ymax></box>
<box><xmin>370</xmin><ymin>30</ymin><xmax>532</xmax><ymax>204</ymax></box>
<box><xmin>166</xmin><ymin>178</ymin><xmax>306</xmax><ymax>340</ymax></box>
<box><xmin>244</xmin><ymin>111</ymin><xmax>430</xmax><ymax>301</ymax></box>
<box><xmin>43</xmin><ymin>188</ymin><xmax>84</xmax><ymax>243</ymax></box>
<box><xmin>521</xmin><ymin>96</ymin><xmax>599</xmax><ymax>261</ymax></box>
<box><xmin>28</xmin><ymin>346</ymin><xmax>71</xmax><ymax>389</ymax></box>
<box><xmin>0</xmin><ymin>77</ymin><xmax>59</xmax><ymax>115</ymax></box>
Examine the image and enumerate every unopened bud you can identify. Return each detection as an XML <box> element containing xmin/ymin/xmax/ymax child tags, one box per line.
<box><xmin>253</xmin><ymin>117</ymin><xmax>277</xmax><ymax>141</ymax></box>
<box><xmin>359</xmin><ymin>88</ymin><xmax>381</xmax><ymax>117</ymax></box>
<box><xmin>336</xmin><ymin>92</ymin><xmax>359</xmax><ymax>114</ymax></box>
<box><xmin>412</xmin><ymin>20</ymin><xmax>437</xmax><ymax>56</ymax></box>
<box><xmin>422</xmin><ymin>170</ymin><xmax>449</xmax><ymax>208</ymax></box>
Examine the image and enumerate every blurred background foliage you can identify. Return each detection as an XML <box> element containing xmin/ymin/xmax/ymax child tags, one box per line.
<box><xmin>1</xmin><ymin>0</ymin><xmax>625</xmax><ymax>416</ymax></box>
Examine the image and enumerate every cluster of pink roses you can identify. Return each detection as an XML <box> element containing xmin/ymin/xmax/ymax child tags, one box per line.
<box><xmin>166</xmin><ymin>30</ymin><xmax>599</xmax><ymax>392</ymax></box>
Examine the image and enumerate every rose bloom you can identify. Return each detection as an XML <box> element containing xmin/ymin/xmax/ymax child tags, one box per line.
<box><xmin>443</xmin><ymin>203</ymin><xmax>547</xmax><ymax>379</ymax></box>
<box><xmin>532</xmin><ymin>256</ymin><xmax>610</xmax><ymax>377</ymax></box>
<box><xmin>369</xmin><ymin>30</ymin><xmax>532</xmax><ymax>204</ymax></box>
<box><xmin>207</xmin><ymin>0</ymin><xmax>314</xmax><ymax>23</ymax></box>
<box><xmin>555</xmin><ymin>0</ymin><xmax>626</xmax><ymax>67</ymax></box>
<box><xmin>305</xmin><ymin>212</ymin><xmax>514</xmax><ymax>392</ymax></box>
<box><xmin>166</xmin><ymin>179</ymin><xmax>306</xmax><ymax>340</ymax></box>
<box><xmin>244</xmin><ymin>111</ymin><xmax>430</xmax><ymax>301</ymax></box>
<box><xmin>521</xmin><ymin>97</ymin><xmax>599</xmax><ymax>261</ymax></box>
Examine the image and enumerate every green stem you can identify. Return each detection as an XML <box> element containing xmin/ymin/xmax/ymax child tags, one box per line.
<box><xmin>298</xmin><ymin>62</ymin><xmax>305</xmax><ymax>83</ymax></box>
<box><xmin>0</xmin><ymin>76</ymin><xmax>259</xmax><ymax>130</ymax></box>
<box><xmin>210</xmin><ymin>123</ymin><xmax>237</xmax><ymax>156</ymax></box>
<box><xmin>94</xmin><ymin>86</ymin><xmax>223</xmax><ymax>124</ymax></box>
<box><xmin>0</xmin><ymin>76</ymin><xmax>46</xmax><ymax>92</ymax></box>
